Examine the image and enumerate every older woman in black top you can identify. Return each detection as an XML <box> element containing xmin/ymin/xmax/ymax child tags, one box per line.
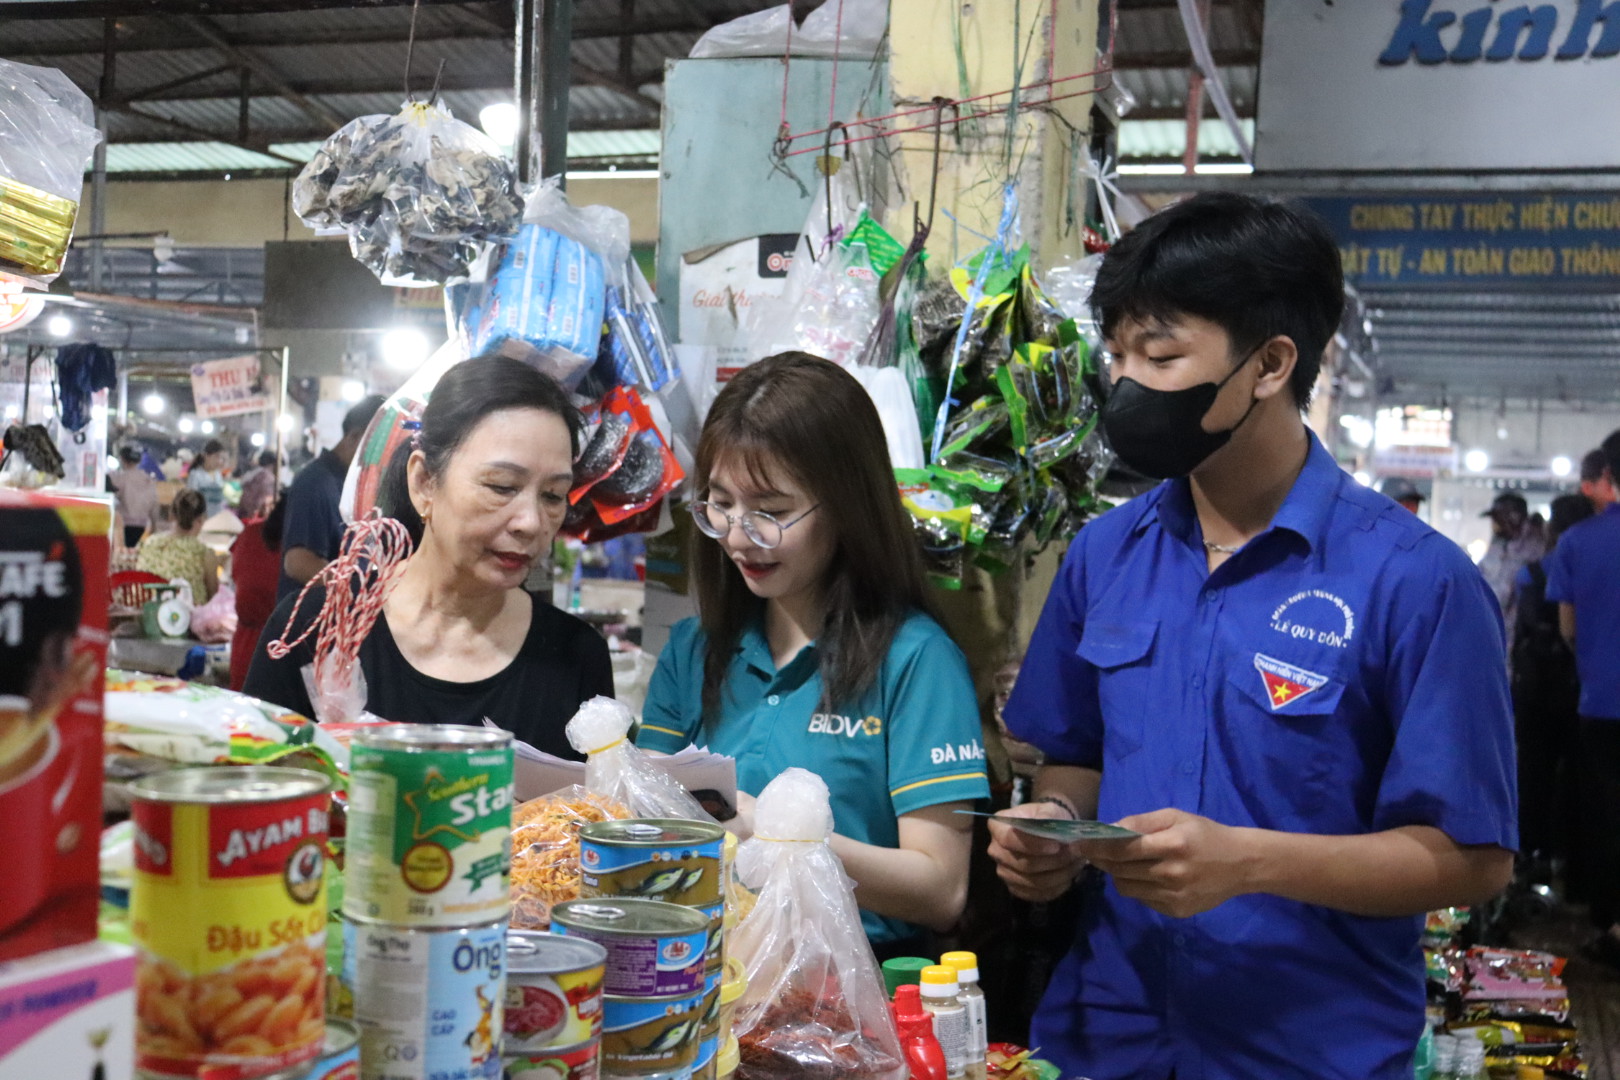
<box><xmin>245</xmin><ymin>356</ymin><xmax>612</xmax><ymax>756</ymax></box>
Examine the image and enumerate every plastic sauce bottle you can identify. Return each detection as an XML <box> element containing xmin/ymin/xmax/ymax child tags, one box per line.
<box><xmin>919</xmin><ymin>965</ymin><xmax>969</xmax><ymax>1080</ymax></box>
<box><xmin>893</xmin><ymin>984</ymin><xmax>948</xmax><ymax>1080</ymax></box>
<box><xmin>940</xmin><ymin>951</ymin><xmax>988</xmax><ymax>1080</ymax></box>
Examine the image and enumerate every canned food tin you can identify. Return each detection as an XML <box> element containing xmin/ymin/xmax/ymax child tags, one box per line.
<box><xmin>341</xmin><ymin>919</ymin><xmax>506</xmax><ymax>1080</ymax></box>
<box><xmin>345</xmin><ymin>725</ymin><xmax>514</xmax><ymax>927</ymax></box>
<box><xmin>698</xmin><ymin>903</ymin><xmax>723</xmax><ymax>973</ymax></box>
<box><xmin>305</xmin><ymin>1018</ymin><xmax>361</xmax><ymax>1080</ymax></box>
<box><xmin>579</xmin><ymin>820</ymin><xmax>724</xmax><ymax>909</ymax></box>
<box><xmin>551</xmin><ymin>900</ymin><xmax>707</xmax><ymax>998</ymax></box>
<box><xmin>690</xmin><ymin>965</ymin><xmax>722</xmax><ymax>1079</ymax></box>
<box><xmin>600</xmin><ymin>991</ymin><xmax>703</xmax><ymax>1076</ymax></box>
<box><xmin>129</xmin><ymin>766</ymin><xmax>331</xmax><ymax>1080</ymax></box>
<box><xmin>504</xmin><ymin>932</ymin><xmax>606</xmax><ymax>1052</ymax></box>
<box><xmin>503</xmin><ymin>1040</ymin><xmax>599</xmax><ymax>1080</ymax></box>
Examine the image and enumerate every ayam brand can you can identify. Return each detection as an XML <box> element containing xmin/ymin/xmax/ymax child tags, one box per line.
<box><xmin>502</xmin><ymin>1040</ymin><xmax>599</xmax><ymax>1080</ymax></box>
<box><xmin>600</xmin><ymin>991</ymin><xmax>703</xmax><ymax>1076</ymax></box>
<box><xmin>550</xmin><ymin>900</ymin><xmax>707</xmax><ymax>999</ymax></box>
<box><xmin>345</xmin><ymin>724</ymin><xmax>514</xmax><ymax>927</ymax></box>
<box><xmin>303</xmin><ymin>1019</ymin><xmax>361</xmax><ymax>1080</ymax></box>
<box><xmin>129</xmin><ymin>766</ymin><xmax>331</xmax><ymax>1080</ymax></box>
<box><xmin>340</xmin><ymin>919</ymin><xmax>506</xmax><ymax>1080</ymax></box>
<box><xmin>504</xmin><ymin>932</ymin><xmax>606</xmax><ymax>1053</ymax></box>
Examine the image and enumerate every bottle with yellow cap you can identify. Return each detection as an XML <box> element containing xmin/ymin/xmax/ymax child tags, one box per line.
<box><xmin>919</xmin><ymin>965</ymin><xmax>968</xmax><ymax>1080</ymax></box>
<box><xmin>941</xmin><ymin>951</ymin><xmax>988</xmax><ymax>1080</ymax></box>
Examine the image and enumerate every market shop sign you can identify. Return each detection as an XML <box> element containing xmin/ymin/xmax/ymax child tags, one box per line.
<box><xmin>1258</xmin><ymin>0</ymin><xmax>1620</xmax><ymax>171</ymax></box>
<box><xmin>189</xmin><ymin>354</ymin><xmax>270</xmax><ymax>419</ymax></box>
<box><xmin>1302</xmin><ymin>194</ymin><xmax>1620</xmax><ymax>287</ymax></box>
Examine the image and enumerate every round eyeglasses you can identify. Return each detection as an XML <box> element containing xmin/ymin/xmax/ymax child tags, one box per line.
<box><xmin>689</xmin><ymin>501</ymin><xmax>819</xmax><ymax>549</ymax></box>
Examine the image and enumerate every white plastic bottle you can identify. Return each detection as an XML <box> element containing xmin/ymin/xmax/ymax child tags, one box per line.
<box><xmin>941</xmin><ymin>951</ymin><xmax>988</xmax><ymax>1080</ymax></box>
<box><xmin>919</xmin><ymin>965</ymin><xmax>969</xmax><ymax>1080</ymax></box>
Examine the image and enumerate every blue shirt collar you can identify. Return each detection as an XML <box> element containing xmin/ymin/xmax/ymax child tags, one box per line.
<box><xmin>737</xmin><ymin>619</ymin><xmax>818</xmax><ymax>679</ymax></box>
<box><xmin>1137</xmin><ymin>432</ymin><xmax>1343</xmax><ymax>556</ymax></box>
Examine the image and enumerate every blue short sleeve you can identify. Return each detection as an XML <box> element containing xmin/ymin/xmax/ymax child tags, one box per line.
<box><xmin>1542</xmin><ymin>536</ymin><xmax>1574</xmax><ymax>604</ymax></box>
<box><xmin>282</xmin><ymin>474</ymin><xmax>342</xmax><ymax>560</ymax></box>
<box><xmin>1372</xmin><ymin>541</ymin><xmax>1518</xmax><ymax>849</ymax></box>
<box><xmin>1003</xmin><ymin>534</ymin><xmax>1104</xmax><ymax>767</ymax></box>
<box><xmin>636</xmin><ymin>618</ymin><xmax>704</xmax><ymax>753</ymax></box>
<box><xmin>882</xmin><ymin>619</ymin><xmax>991</xmax><ymax>817</ymax></box>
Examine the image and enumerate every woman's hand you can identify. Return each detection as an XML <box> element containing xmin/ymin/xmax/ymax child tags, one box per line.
<box><xmin>987</xmin><ymin>802</ymin><xmax>1090</xmax><ymax>903</ymax></box>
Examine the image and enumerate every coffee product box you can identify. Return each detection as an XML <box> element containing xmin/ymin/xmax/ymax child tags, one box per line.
<box><xmin>0</xmin><ymin>490</ymin><xmax>109</xmax><ymax>962</ymax></box>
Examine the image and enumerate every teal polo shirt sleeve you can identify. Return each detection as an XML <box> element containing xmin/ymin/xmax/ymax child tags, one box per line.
<box><xmin>881</xmin><ymin>617</ymin><xmax>992</xmax><ymax>816</ymax></box>
<box><xmin>638</xmin><ymin>617</ymin><xmax>705</xmax><ymax>751</ymax></box>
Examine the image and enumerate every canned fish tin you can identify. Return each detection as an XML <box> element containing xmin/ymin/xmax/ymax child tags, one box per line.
<box><xmin>600</xmin><ymin>991</ymin><xmax>704</xmax><ymax>1076</ymax></box>
<box><xmin>505</xmin><ymin>932</ymin><xmax>607</xmax><ymax>1052</ymax></box>
<box><xmin>306</xmin><ymin>1018</ymin><xmax>361</xmax><ymax>1080</ymax></box>
<box><xmin>341</xmin><ymin>919</ymin><xmax>506</xmax><ymax>1080</ymax></box>
<box><xmin>345</xmin><ymin>724</ymin><xmax>514</xmax><ymax>927</ymax></box>
<box><xmin>129</xmin><ymin>766</ymin><xmax>331</xmax><ymax>1080</ymax></box>
<box><xmin>579</xmin><ymin>820</ymin><xmax>724</xmax><ymax>908</ymax></box>
<box><xmin>503</xmin><ymin>1040</ymin><xmax>599</xmax><ymax>1080</ymax></box>
<box><xmin>698</xmin><ymin>903</ymin><xmax>723</xmax><ymax>974</ymax></box>
<box><xmin>551</xmin><ymin>900</ymin><xmax>707</xmax><ymax>998</ymax></box>
<box><xmin>690</xmin><ymin>965</ymin><xmax>723</xmax><ymax>1079</ymax></box>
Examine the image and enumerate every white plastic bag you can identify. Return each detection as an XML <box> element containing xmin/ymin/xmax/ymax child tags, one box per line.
<box><xmin>292</xmin><ymin>100</ymin><xmax>523</xmax><ymax>286</ymax></box>
<box><xmin>566</xmin><ymin>696</ymin><xmax>715</xmax><ymax>821</ymax></box>
<box><xmin>0</xmin><ymin>58</ymin><xmax>101</xmax><ymax>286</ymax></box>
<box><xmin>730</xmin><ymin>768</ymin><xmax>905</xmax><ymax>1080</ymax></box>
<box><xmin>689</xmin><ymin>5</ymin><xmax>794</xmax><ymax>59</ymax></box>
<box><xmin>796</xmin><ymin>0</ymin><xmax>888</xmax><ymax>60</ymax></box>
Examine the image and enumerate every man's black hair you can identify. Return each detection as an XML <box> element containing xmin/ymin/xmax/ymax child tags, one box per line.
<box><xmin>1092</xmin><ymin>192</ymin><xmax>1346</xmax><ymax>407</ymax></box>
<box><xmin>1581</xmin><ymin>448</ymin><xmax>1607</xmax><ymax>483</ymax></box>
<box><xmin>1602</xmin><ymin>428</ymin><xmax>1620</xmax><ymax>483</ymax></box>
<box><xmin>341</xmin><ymin>394</ymin><xmax>387</xmax><ymax>438</ymax></box>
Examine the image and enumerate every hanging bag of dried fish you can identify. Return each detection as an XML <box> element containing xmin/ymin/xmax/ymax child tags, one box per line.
<box><xmin>292</xmin><ymin>100</ymin><xmax>523</xmax><ymax>287</ymax></box>
<box><xmin>0</xmin><ymin>59</ymin><xmax>102</xmax><ymax>287</ymax></box>
<box><xmin>730</xmin><ymin>768</ymin><xmax>906</xmax><ymax>1080</ymax></box>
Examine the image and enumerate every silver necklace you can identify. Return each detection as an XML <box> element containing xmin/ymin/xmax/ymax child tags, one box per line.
<box><xmin>1203</xmin><ymin>539</ymin><xmax>1244</xmax><ymax>554</ymax></box>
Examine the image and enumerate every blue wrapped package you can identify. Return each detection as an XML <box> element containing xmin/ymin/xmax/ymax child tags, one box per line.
<box><xmin>467</xmin><ymin>224</ymin><xmax>605</xmax><ymax>388</ymax></box>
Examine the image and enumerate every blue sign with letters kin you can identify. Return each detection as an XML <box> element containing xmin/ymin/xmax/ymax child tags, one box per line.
<box><xmin>1379</xmin><ymin>0</ymin><xmax>1620</xmax><ymax>64</ymax></box>
<box><xmin>1303</xmin><ymin>194</ymin><xmax>1620</xmax><ymax>288</ymax></box>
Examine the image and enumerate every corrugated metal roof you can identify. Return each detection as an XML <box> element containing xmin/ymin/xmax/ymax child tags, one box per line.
<box><xmin>1117</xmin><ymin>118</ymin><xmax>1254</xmax><ymax>161</ymax></box>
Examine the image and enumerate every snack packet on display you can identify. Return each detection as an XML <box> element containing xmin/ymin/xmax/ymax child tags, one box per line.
<box><xmin>565</xmin><ymin>696</ymin><xmax>714</xmax><ymax>822</ymax></box>
<box><xmin>731</xmin><ymin>768</ymin><xmax>905</xmax><ymax>1080</ymax></box>
<box><xmin>509</xmin><ymin>785</ymin><xmax>631</xmax><ymax>928</ymax></box>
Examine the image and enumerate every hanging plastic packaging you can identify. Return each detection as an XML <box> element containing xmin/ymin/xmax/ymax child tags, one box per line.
<box><xmin>0</xmin><ymin>58</ymin><xmax>101</xmax><ymax>286</ymax></box>
<box><xmin>466</xmin><ymin>223</ymin><xmax>607</xmax><ymax>389</ymax></box>
<box><xmin>565</xmin><ymin>696</ymin><xmax>715</xmax><ymax>822</ymax></box>
<box><xmin>292</xmin><ymin>99</ymin><xmax>523</xmax><ymax>286</ymax></box>
<box><xmin>731</xmin><ymin>768</ymin><xmax>906</xmax><ymax>1080</ymax></box>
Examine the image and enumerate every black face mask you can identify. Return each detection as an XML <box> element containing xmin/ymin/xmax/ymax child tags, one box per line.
<box><xmin>1100</xmin><ymin>348</ymin><xmax>1262</xmax><ymax>481</ymax></box>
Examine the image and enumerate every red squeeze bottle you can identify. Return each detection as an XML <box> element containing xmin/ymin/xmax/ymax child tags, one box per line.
<box><xmin>894</xmin><ymin>984</ymin><xmax>949</xmax><ymax>1080</ymax></box>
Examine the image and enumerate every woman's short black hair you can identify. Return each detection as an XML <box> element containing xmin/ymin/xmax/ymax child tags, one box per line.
<box><xmin>202</xmin><ymin>439</ymin><xmax>224</xmax><ymax>458</ymax></box>
<box><xmin>1092</xmin><ymin>192</ymin><xmax>1346</xmax><ymax>407</ymax></box>
<box><xmin>376</xmin><ymin>355</ymin><xmax>582</xmax><ymax>545</ymax></box>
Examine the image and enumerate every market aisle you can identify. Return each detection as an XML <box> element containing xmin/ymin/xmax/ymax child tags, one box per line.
<box><xmin>1511</xmin><ymin>906</ymin><xmax>1620</xmax><ymax>1079</ymax></box>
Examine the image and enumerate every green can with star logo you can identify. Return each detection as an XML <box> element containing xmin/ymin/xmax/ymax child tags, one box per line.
<box><xmin>344</xmin><ymin>724</ymin><xmax>514</xmax><ymax>927</ymax></box>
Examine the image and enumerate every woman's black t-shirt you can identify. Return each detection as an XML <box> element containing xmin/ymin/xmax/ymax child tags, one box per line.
<box><xmin>242</xmin><ymin>586</ymin><xmax>613</xmax><ymax>759</ymax></box>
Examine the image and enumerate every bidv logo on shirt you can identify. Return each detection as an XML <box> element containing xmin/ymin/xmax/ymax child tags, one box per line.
<box><xmin>806</xmin><ymin>713</ymin><xmax>884</xmax><ymax>738</ymax></box>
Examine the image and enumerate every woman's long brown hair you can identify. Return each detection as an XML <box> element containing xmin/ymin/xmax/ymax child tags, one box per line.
<box><xmin>691</xmin><ymin>352</ymin><xmax>936</xmax><ymax>717</ymax></box>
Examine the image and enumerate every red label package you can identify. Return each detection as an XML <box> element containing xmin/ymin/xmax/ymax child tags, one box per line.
<box><xmin>0</xmin><ymin>490</ymin><xmax>109</xmax><ymax>962</ymax></box>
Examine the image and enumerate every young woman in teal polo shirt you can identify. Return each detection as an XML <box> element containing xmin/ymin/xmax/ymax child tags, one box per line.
<box><xmin>635</xmin><ymin>352</ymin><xmax>990</xmax><ymax>955</ymax></box>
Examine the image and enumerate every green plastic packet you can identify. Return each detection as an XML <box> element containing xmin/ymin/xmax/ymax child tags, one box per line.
<box><xmin>843</xmin><ymin>209</ymin><xmax>908</xmax><ymax>277</ymax></box>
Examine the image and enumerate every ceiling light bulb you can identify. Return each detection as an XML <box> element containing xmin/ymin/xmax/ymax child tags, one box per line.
<box><xmin>341</xmin><ymin>379</ymin><xmax>365</xmax><ymax>403</ymax></box>
<box><xmin>46</xmin><ymin>314</ymin><xmax>73</xmax><ymax>338</ymax></box>
<box><xmin>276</xmin><ymin>413</ymin><xmax>295</xmax><ymax>433</ymax></box>
<box><xmin>142</xmin><ymin>393</ymin><xmax>166</xmax><ymax>416</ymax></box>
<box><xmin>250</xmin><ymin>432</ymin><xmax>266</xmax><ymax>447</ymax></box>
<box><xmin>479</xmin><ymin>102</ymin><xmax>520</xmax><ymax>148</ymax></box>
<box><xmin>200</xmin><ymin>420</ymin><xmax>216</xmax><ymax>434</ymax></box>
<box><xmin>381</xmin><ymin>327</ymin><xmax>430</xmax><ymax>371</ymax></box>
<box><xmin>1551</xmin><ymin>455</ymin><xmax>1573</xmax><ymax>478</ymax></box>
<box><xmin>1464</xmin><ymin>449</ymin><xmax>1489</xmax><ymax>474</ymax></box>
<box><xmin>178</xmin><ymin>417</ymin><xmax>195</xmax><ymax>434</ymax></box>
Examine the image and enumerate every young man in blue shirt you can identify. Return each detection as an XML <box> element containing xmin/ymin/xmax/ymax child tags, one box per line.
<box><xmin>986</xmin><ymin>193</ymin><xmax>1516</xmax><ymax>1080</ymax></box>
<box><xmin>276</xmin><ymin>394</ymin><xmax>385</xmax><ymax>601</ymax></box>
<box><xmin>1545</xmin><ymin>428</ymin><xmax>1620</xmax><ymax>965</ymax></box>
